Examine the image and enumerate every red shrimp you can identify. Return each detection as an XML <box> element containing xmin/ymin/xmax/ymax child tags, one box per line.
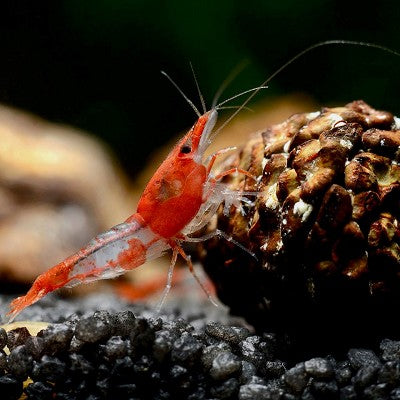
<box><xmin>7</xmin><ymin>103</ymin><xmax>256</xmax><ymax>322</ymax></box>
<box><xmin>7</xmin><ymin>40</ymin><xmax>398</xmax><ymax>322</ymax></box>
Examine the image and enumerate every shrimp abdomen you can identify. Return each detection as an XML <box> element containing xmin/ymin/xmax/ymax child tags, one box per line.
<box><xmin>7</xmin><ymin>214</ymin><xmax>168</xmax><ymax>321</ymax></box>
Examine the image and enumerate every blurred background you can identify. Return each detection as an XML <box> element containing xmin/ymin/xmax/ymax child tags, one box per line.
<box><xmin>0</xmin><ymin>0</ymin><xmax>399</xmax><ymax>302</ymax></box>
<box><xmin>1</xmin><ymin>0</ymin><xmax>399</xmax><ymax>177</ymax></box>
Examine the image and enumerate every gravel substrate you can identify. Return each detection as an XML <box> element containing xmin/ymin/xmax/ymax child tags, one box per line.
<box><xmin>0</xmin><ymin>293</ymin><xmax>400</xmax><ymax>399</ymax></box>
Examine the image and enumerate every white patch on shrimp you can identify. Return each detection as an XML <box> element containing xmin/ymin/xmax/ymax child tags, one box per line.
<box><xmin>293</xmin><ymin>199</ymin><xmax>313</xmax><ymax>222</ymax></box>
<box><xmin>146</xmin><ymin>239</ymin><xmax>169</xmax><ymax>261</ymax></box>
<box><xmin>67</xmin><ymin>224</ymin><xmax>158</xmax><ymax>283</ymax></box>
<box><xmin>182</xmin><ymin>182</ymin><xmax>224</xmax><ymax>235</ymax></box>
<box><xmin>67</xmin><ymin>240</ymin><xmax>129</xmax><ymax>283</ymax></box>
<box><xmin>196</xmin><ymin>109</ymin><xmax>218</xmax><ymax>163</ymax></box>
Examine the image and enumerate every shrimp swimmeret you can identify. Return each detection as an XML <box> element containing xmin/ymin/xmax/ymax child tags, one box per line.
<box><xmin>7</xmin><ymin>39</ymin><xmax>399</xmax><ymax>322</ymax></box>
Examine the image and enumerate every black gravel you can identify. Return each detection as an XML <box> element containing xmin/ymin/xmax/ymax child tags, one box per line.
<box><xmin>1</xmin><ymin>294</ymin><xmax>400</xmax><ymax>399</ymax></box>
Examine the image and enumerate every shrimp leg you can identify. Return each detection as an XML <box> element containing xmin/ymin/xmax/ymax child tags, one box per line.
<box><xmin>185</xmin><ymin>229</ymin><xmax>257</xmax><ymax>260</ymax></box>
<box><xmin>171</xmin><ymin>240</ymin><xmax>218</xmax><ymax>306</ymax></box>
<box><xmin>156</xmin><ymin>246</ymin><xmax>179</xmax><ymax>312</ymax></box>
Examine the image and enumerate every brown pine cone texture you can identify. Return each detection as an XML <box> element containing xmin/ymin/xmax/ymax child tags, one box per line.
<box><xmin>200</xmin><ymin>101</ymin><xmax>400</xmax><ymax>350</ymax></box>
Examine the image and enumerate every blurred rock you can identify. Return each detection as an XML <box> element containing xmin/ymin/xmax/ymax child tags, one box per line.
<box><xmin>0</xmin><ymin>105</ymin><xmax>133</xmax><ymax>286</ymax></box>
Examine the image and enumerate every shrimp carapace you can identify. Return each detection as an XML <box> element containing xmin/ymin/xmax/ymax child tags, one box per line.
<box><xmin>137</xmin><ymin>110</ymin><xmax>217</xmax><ymax>238</ymax></box>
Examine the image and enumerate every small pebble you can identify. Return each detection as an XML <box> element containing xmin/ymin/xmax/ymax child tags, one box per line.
<box><xmin>129</xmin><ymin>318</ymin><xmax>155</xmax><ymax>351</ymax></box>
<box><xmin>69</xmin><ymin>353</ymin><xmax>94</xmax><ymax>377</ymax></box>
<box><xmin>69</xmin><ymin>336</ymin><xmax>85</xmax><ymax>353</ymax></box>
<box><xmin>340</xmin><ymin>385</ymin><xmax>357</xmax><ymax>400</ymax></box>
<box><xmin>25</xmin><ymin>336</ymin><xmax>45</xmax><ymax>359</ymax></box>
<box><xmin>114</xmin><ymin>310</ymin><xmax>136</xmax><ymax>337</ymax></box>
<box><xmin>206</xmin><ymin>322</ymin><xmax>250</xmax><ymax>345</ymax></box>
<box><xmin>187</xmin><ymin>386</ymin><xmax>207</xmax><ymax>400</ymax></box>
<box><xmin>377</xmin><ymin>361</ymin><xmax>400</xmax><ymax>386</ymax></box>
<box><xmin>101</xmin><ymin>336</ymin><xmax>129</xmax><ymax>361</ymax></box>
<box><xmin>248</xmin><ymin>375</ymin><xmax>267</xmax><ymax>385</ymax></box>
<box><xmin>239</xmin><ymin>336</ymin><xmax>266</xmax><ymax>368</ymax></box>
<box><xmin>209</xmin><ymin>351</ymin><xmax>242</xmax><ymax>380</ymax></box>
<box><xmin>7</xmin><ymin>327</ymin><xmax>31</xmax><ymax>351</ymax></box>
<box><xmin>239</xmin><ymin>361</ymin><xmax>257</xmax><ymax>384</ymax></box>
<box><xmin>25</xmin><ymin>381</ymin><xmax>53</xmax><ymax>400</ymax></box>
<box><xmin>301</xmin><ymin>386</ymin><xmax>315</xmax><ymax>400</ymax></box>
<box><xmin>363</xmin><ymin>383</ymin><xmax>390</xmax><ymax>400</ymax></box>
<box><xmin>210</xmin><ymin>377</ymin><xmax>239</xmax><ymax>399</ymax></box>
<box><xmin>380</xmin><ymin>339</ymin><xmax>400</xmax><ymax>362</ymax></box>
<box><xmin>7</xmin><ymin>345</ymin><xmax>33</xmax><ymax>379</ymax></box>
<box><xmin>114</xmin><ymin>383</ymin><xmax>137</xmax><ymax>397</ymax></box>
<box><xmin>111</xmin><ymin>356</ymin><xmax>134</xmax><ymax>382</ymax></box>
<box><xmin>0</xmin><ymin>374</ymin><xmax>23</xmax><ymax>400</ymax></box>
<box><xmin>352</xmin><ymin>365</ymin><xmax>379</xmax><ymax>390</ymax></box>
<box><xmin>169</xmin><ymin>364</ymin><xmax>187</xmax><ymax>380</ymax></box>
<box><xmin>171</xmin><ymin>332</ymin><xmax>202</xmax><ymax>367</ymax></box>
<box><xmin>40</xmin><ymin>324</ymin><xmax>73</xmax><ymax>355</ymax></box>
<box><xmin>0</xmin><ymin>327</ymin><xmax>8</xmax><ymax>349</ymax></box>
<box><xmin>31</xmin><ymin>355</ymin><xmax>66</xmax><ymax>382</ymax></box>
<box><xmin>201</xmin><ymin>343</ymin><xmax>232</xmax><ymax>370</ymax></box>
<box><xmin>284</xmin><ymin>362</ymin><xmax>309</xmax><ymax>394</ymax></box>
<box><xmin>347</xmin><ymin>348</ymin><xmax>381</xmax><ymax>369</ymax></box>
<box><xmin>75</xmin><ymin>315</ymin><xmax>112</xmax><ymax>343</ymax></box>
<box><xmin>310</xmin><ymin>379</ymin><xmax>339</xmax><ymax>399</ymax></box>
<box><xmin>335</xmin><ymin>361</ymin><xmax>352</xmax><ymax>386</ymax></box>
<box><xmin>390</xmin><ymin>387</ymin><xmax>400</xmax><ymax>400</ymax></box>
<box><xmin>262</xmin><ymin>360</ymin><xmax>286</xmax><ymax>378</ymax></box>
<box><xmin>239</xmin><ymin>383</ymin><xmax>276</xmax><ymax>400</ymax></box>
<box><xmin>153</xmin><ymin>329</ymin><xmax>179</xmax><ymax>362</ymax></box>
<box><xmin>165</xmin><ymin>318</ymin><xmax>194</xmax><ymax>334</ymax></box>
<box><xmin>0</xmin><ymin>349</ymin><xmax>7</xmax><ymax>370</ymax></box>
<box><xmin>133</xmin><ymin>355</ymin><xmax>154</xmax><ymax>378</ymax></box>
<box><xmin>304</xmin><ymin>357</ymin><xmax>334</xmax><ymax>378</ymax></box>
<box><xmin>97</xmin><ymin>363</ymin><xmax>111</xmax><ymax>380</ymax></box>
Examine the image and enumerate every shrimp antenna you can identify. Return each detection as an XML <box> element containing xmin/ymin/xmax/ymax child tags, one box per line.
<box><xmin>215</xmin><ymin>86</ymin><xmax>269</xmax><ymax>108</ymax></box>
<box><xmin>218</xmin><ymin>105</ymin><xmax>254</xmax><ymax>112</ymax></box>
<box><xmin>190</xmin><ymin>62</ymin><xmax>207</xmax><ymax>114</ymax></box>
<box><xmin>212</xmin><ymin>60</ymin><xmax>249</xmax><ymax>108</ymax></box>
<box><xmin>213</xmin><ymin>39</ymin><xmax>400</xmax><ymax>136</ymax></box>
<box><xmin>161</xmin><ymin>70</ymin><xmax>201</xmax><ymax>117</ymax></box>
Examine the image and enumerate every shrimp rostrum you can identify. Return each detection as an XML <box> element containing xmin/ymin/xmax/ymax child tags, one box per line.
<box><xmin>7</xmin><ymin>81</ymin><xmax>259</xmax><ymax>322</ymax></box>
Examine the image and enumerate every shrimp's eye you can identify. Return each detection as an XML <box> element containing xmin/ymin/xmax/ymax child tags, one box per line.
<box><xmin>180</xmin><ymin>145</ymin><xmax>192</xmax><ymax>154</ymax></box>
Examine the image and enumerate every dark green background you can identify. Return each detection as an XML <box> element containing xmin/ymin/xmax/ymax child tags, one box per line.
<box><xmin>1</xmin><ymin>1</ymin><xmax>399</xmax><ymax>177</ymax></box>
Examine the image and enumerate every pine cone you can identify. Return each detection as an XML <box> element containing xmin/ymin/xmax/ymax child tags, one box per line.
<box><xmin>200</xmin><ymin>101</ymin><xmax>400</xmax><ymax>349</ymax></box>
